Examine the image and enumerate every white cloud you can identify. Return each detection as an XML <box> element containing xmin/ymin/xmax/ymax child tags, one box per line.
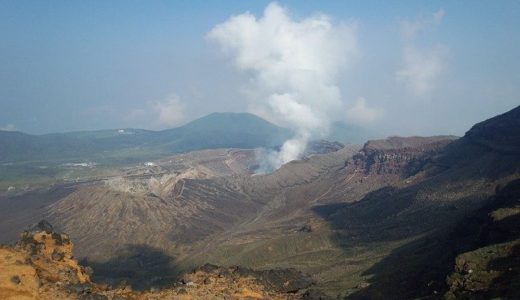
<box><xmin>0</xmin><ymin>124</ymin><xmax>17</xmax><ymax>131</ymax></box>
<box><xmin>208</xmin><ymin>2</ymin><xmax>358</xmax><ymax>169</ymax></box>
<box><xmin>433</xmin><ymin>9</ymin><xmax>445</xmax><ymax>23</ymax></box>
<box><xmin>345</xmin><ymin>98</ymin><xmax>383</xmax><ymax>125</ymax></box>
<box><xmin>396</xmin><ymin>45</ymin><xmax>448</xmax><ymax>95</ymax></box>
<box><xmin>124</xmin><ymin>95</ymin><xmax>187</xmax><ymax>129</ymax></box>
<box><xmin>397</xmin><ymin>9</ymin><xmax>448</xmax><ymax>96</ymax></box>
<box><xmin>400</xmin><ymin>9</ymin><xmax>444</xmax><ymax>40</ymax></box>
<box><xmin>154</xmin><ymin>94</ymin><xmax>186</xmax><ymax>128</ymax></box>
<box><xmin>125</xmin><ymin>108</ymin><xmax>148</xmax><ymax>121</ymax></box>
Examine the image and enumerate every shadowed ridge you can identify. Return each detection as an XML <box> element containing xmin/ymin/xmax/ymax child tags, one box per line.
<box><xmin>464</xmin><ymin>105</ymin><xmax>520</xmax><ymax>154</ymax></box>
<box><xmin>311</xmin><ymin>106</ymin><xmax>520</xmax><ymax>299</ymax></box>
<box><xmin>81</xmin><ymin>244</ymin><xmax>179</xmax><ymax>291</ymax></box>
<box><xmin>340</xmin><ymin>179</ymin><xmax>520</xmax><ymax>300</ymax></box>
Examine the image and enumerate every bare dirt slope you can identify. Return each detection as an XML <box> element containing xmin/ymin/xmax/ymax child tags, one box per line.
<box><xmin>0</xmin><ymin>106</ymin><xmax>519</xmax><ymax>299</ymax></box>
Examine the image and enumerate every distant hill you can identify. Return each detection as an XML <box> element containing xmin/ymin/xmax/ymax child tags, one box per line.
<box><xmin>0</xmin><ymin>112</ymin><xmax>291</xmax><ymax>164</ymax></box>
<box><xmin>155</xmin><ymin>112</ymin><xmax>291</xmax><ymax>152</ymax></box>
<box><xmin>0</xmin><ymin>112</ymin><xmax>383</xmax><ymax>163</ymax></box>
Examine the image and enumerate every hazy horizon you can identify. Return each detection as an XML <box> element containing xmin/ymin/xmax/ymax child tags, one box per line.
<box><xmin>0</xmin><ymin>3</ymin><xmax>519</xmax><ymax>297</ymax></box>
<box><xmin>1</xmin><ymin>1</ymin><xmax>519</xmax><ymax>138</ymax></box>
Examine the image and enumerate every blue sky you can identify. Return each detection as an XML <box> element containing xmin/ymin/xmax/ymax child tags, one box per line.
<box><xmin>0</xmin><ymin>1</ymin><xmax>519</xmax><ymax>136</ymax></box>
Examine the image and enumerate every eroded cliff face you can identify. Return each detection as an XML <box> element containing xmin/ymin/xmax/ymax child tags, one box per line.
<box><xmin>352</xmin><ymin>136</ymin><xmax>457</xmax><ymax>179</ymax></box>
<box><xmin>0</xmin><ymin>222</ymin><xmax>320</xmax><ymax>300</ymax></box>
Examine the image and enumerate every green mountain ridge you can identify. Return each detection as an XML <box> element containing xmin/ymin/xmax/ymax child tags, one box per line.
<box><xmin>0</xmin><ymin>112</ymin><xmax>380</xmax><ymax>164</ymax></box>
<box><xmin>0</xmin><ymin>112</ymin><xmax>291</xmax><ymax>164</ymax></box>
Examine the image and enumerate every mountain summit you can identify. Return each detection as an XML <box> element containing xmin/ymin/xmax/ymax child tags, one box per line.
<box><xmin>0</xmin><ymin>112</ymin><xmax>290</xmax><ymax>163</ymax></box>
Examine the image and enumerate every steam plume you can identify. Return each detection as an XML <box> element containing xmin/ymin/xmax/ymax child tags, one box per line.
<box><xmin>208</xmin><ymin>2</ymin><xmax>357</xmax><ymax>170</ymax></box>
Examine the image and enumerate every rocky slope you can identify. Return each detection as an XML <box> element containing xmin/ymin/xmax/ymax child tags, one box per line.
<box><xmin>444</xmin><ymin>179</ymin><xmax>520</xmax><ymax>299</ymax></box>
<box><xmin>1</xmin><ymin>105</ymin><xmax>519</xmax><ymax>299</ymax></box>
<box><xmin>0</xmin><ymin>222</ymin><xmax>321</xmax><ymax>300</ymax></box>
<box><xmin>194</xmin><ymin>106</ymin><xmax>520</xmax><ymax>298</ymax></box>
<box><xmin>0</xmin><ymin>221</ymin><xmax>91</xmax><ymax>300</ymax></box>
<box><xmin>336</xmin><ymin>106</ymin><xmax>520</xmax><ymax>299</ymax></box>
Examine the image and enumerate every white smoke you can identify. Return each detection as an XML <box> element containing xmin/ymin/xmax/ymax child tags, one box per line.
<box><xmin>154</xmin><ymin>94</ymin><xmax>186</xmax><ymax>127</ymax></box>
<box><xmin>345</xmin><ymin>97</ymin><xmax>383</xmax><ymax>125</ymax></box>
<box><xmin>208</xmin><ymin>2</ymin><xmax>358</xmax><ymax>170</ymax></box>
<box><xmin>396</xmin><ymin>9</ymin><xmax>448</xmax><ymax>96</ymax></box>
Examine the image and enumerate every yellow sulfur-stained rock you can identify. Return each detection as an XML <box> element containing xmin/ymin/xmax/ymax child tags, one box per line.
<box><xmin>0</xmin><ymin>223</ymin><xmax>316</xmax><ymax>299</ymax></box>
